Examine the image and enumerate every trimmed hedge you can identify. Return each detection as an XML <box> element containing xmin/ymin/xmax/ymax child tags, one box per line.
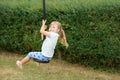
<box><xmin>0</xmin><ymin>3</ymin><xmax>120</xmax><ymax>70</ymax></box>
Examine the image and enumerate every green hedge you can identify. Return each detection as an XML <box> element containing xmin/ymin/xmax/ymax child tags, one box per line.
<box><xmin>0</xmin><ymin>3</ymin><xmax>120</xmax><ymax>70</ymax></box>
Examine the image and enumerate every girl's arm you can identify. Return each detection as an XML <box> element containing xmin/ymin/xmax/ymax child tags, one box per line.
<box><xmin>40</xmin><ymin>20</ymin><xmax>50</xmax><ymax>39</ymax></box>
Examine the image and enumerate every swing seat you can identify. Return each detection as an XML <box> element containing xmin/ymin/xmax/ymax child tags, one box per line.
<box><xmin>33</xmin><ymin>58</ymin><xmax>50</xmax><ymax>63</ymax></box>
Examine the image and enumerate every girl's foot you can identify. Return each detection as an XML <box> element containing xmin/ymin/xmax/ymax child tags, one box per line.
<box><xmin>35</xmin><ymin>62</ymin><xmax>40</xmax><ymax>66</ymax></box>
<box><xmin>16</xmin><ymin>60</ymin><xmax>23</xmax><ymax>69</ymax></box>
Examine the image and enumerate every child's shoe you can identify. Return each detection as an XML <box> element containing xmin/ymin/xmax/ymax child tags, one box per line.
<box><xmin>16</xmin><ymin>60</ymin><xmax>23</xmax><ymax>69</ymax></box>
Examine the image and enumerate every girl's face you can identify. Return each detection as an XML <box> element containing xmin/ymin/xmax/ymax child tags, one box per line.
<box><xmin>49</xmin><ymin>23</ymin><xmax>60</xmax><ymax>33</ymax></box>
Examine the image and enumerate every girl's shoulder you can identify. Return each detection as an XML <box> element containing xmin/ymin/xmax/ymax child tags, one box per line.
<box><xmin>50</xmin><ymin>32</ymin><xmax>59</xmax><ymax>37</ymax></box>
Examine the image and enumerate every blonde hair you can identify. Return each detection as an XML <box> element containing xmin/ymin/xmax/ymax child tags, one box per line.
<box><xmin>50</xmin><ymin>21</ymin><xmax>69</xmax><ymax>48</ymax></box>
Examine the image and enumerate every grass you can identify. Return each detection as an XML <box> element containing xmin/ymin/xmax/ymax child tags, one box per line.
<box><xmin>0</xmin><ymin>50</ymin><xmax>120</xmax><ymax>80</ymax></box>
<box><xmin>0</xmin><ymin>0</ymin><xmax>120</xmax><ymax>10</ymax></box>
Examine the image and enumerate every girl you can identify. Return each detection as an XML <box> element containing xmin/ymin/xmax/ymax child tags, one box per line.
<box><xmin>16</xmin><ymin>20</ymin><xmax>68</xmax><ymax>69</ymax></box>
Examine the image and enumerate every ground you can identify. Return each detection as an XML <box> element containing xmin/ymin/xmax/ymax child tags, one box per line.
<box><xmin>0</xmin><ymin>49</ymin><xmax>120</xmax><ymax>80</ymax></box>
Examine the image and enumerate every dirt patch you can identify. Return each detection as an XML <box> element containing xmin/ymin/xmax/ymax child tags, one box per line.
<box><xmin>0</xmin><ymin>69</ymin><xmax>22</xmax><ymax>75</ymax></box>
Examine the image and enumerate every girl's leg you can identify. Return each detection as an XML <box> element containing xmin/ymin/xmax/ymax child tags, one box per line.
<box><xmin>16</xmin><ymin>52</ymin><xmax>41</xmax><ymax>69</ymax></box>
<box><xmin>21</xmin><ymin>56</ymin><xmax>30</xmax><ymax>65</ymax></box>
<box><xmin>35</xmin><ymin>62</ymin><xmax>40</xmax><ymax>66</ymax></box>
<box><xmin>16</xmin><ymin>56</ymin><xmax>30</xmax><ymax>69</ymax></box>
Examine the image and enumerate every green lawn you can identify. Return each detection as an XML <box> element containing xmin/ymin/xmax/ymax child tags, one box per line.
<box><xmin>0</xmin><ymin>0</ymin><xmax>120</xmax><ymax>10</ymax></box>
<box><xmin>0</xmin><ymin>50</ymin><xmax>120</xmax><ymax>80</ymax></box>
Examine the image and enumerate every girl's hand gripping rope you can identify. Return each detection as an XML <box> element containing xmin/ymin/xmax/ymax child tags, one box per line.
<box><xmin>40</xmin><ymin>20</ymin><xmax>47</xmax><ymax>40</ymax></box>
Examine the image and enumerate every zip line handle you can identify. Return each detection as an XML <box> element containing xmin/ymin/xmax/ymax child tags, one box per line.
<box><xmin>43</xmin><ymin>0</ymin><xmax>46</xmax><ymax>20</ymax></box>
